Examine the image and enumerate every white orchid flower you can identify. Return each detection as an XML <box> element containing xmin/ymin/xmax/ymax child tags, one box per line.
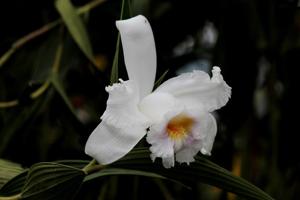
<box><xmin>85</xmin><ymin>15</ymin><xmax>231</xmax><ymax>168</ymax></box>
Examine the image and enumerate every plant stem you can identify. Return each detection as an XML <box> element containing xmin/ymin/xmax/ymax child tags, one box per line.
<box><xmin>0</xmin><ymin>0</ymin><xmax>107</xmax><ymax>69</ymax></box>
<box><xmin>0</xmin><ymin>30</ymin><xmax>64</xmax><ymax>109</ymax></box>
<box><xmin>0</xmin><ymin>81</ymin><xmax>51</xmax><ymax>108</ymax></box>
<box><xmin>51</xmin><ymin>42</ymin><xmax>64</xmax><ymax>74</ymax></box>
<box><xmin>77</xmin><ymin>0</ymin><xmax>106</xmax><ymax>15</ymax></box>
<box><xmin>0</xmin><ymin>194</ymin><xmax>21</xmax><ymax>200</ymax></box>
<box><xmin>82</xmin><ymin>159</ymin><xmax>105</xmax><ymax>175</ymax></box>
<box><xmin>0</xmin><ymin>100</ymin><xmax>19</xmax><ymax>108</ymax></box>
<box><xmin>30</xmin><ymin>81</ymin><xmax>51</xmax><ymax>99</ymax></box>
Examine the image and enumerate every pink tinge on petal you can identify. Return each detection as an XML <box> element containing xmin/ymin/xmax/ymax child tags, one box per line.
<box><xmin>147</xmin><ymin>109</ymin><xmax>218</xmax><ymax>168</ymax></box>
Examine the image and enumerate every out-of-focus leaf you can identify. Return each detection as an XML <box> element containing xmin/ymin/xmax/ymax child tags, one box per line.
<box><xmin>50</xmin><ymin>72</ymin><xmax>77</xmax><ymax>118</ymax></box>
<box><xmin>0</xmin><ymin>97</ymin><xmax>44</xmax><ymax>155</ymax></box>
<box><xmin>55</xmin><ymin>0</ymin><xmax>96</xmax><ymax>67</ymax></box>
<box><xmin>0</xmin><ymin>160</ymin><xmax>24</xmax><ymax>188</ymax></box>
<box><xmin>20</xmin><ymin>162</ymin><xmax>85</xmax><ymax>200</ymax></box>
<box><xmin>111</xmin><ymin>148</ymin><xmax>274</xmax><ymax>200</ymax></box>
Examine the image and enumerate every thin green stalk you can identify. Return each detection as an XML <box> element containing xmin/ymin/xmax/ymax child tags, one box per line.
<box><xmin>30</xmin><ymin>81</ymin><xmax>51</xmax><ymax>99</ymax></box>
<box><xmin>0</xmin><ymin>100</ymin><xmax>19</xmax><ymax>108</ymax></box>
<box><xmin>110</xmin><ymin>0</ymin><xmax>130</xmax><ymax>84</ymax></box>
<box><xmin>51</xmin><ymin>42</ymin><xmax>64</xmax><ymax>74</ymax></box>
<box><xmin>110</xmin><ymin>35</ymin><xmax>120</xmax><ymax>84</ymax></box>
<box><xmin>0</xmin><ymin>194</ymin><xmax>21</xmax><ymax>200</ymax></box>
<box><xmin>0</xmin><ymin>31</ymin><xmax>64</xmax><ymax>109</ymax></box>
<box><xmin>0</xmin><ymin>81</ymin><xmax>51</xmax><ymax>108</ymax></box>
<box><xmin>77</xmin><ymin>0</ymin><xmax>106</xmax><ymax>15</ymax></box>
<box><xmin>0</xmin><ymin>21</ymin><xmax>59</xmax><ymax>68</ymax></box>
<box><xmin>0</xmin><ymin>0</ymin><xmax>106</xmax><ymax>69</ymax></box>
<box><xmin>82</xmin><ymin>159</ymin><xmax>105</xmax><ymax>175</ymax></box>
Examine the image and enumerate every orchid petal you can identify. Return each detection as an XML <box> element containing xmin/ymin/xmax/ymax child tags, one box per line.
<box><xmin>101</xmin><ymin>80</ymin><xmax>149</xmax><ymax>127</ymax></box>
<box><xmin>116</xmin><ymin>15</ymin><xmax>157</xmax><ymax>99</ymax></box>
<box><xmin>175</xmin><ymin>146</ymin><xmax>198</xmax><ymax>164</ymax></box>
<box><xmin>139</xmin><ymin>92</ymin><xmax>178</xmax><ymax>123</ymax></box>
<box><xmin>171</xmin><ymin>111</ymin><xmax>217</xmax><ymax>162</ymax></box>
<box><xmin>85</xmin><ymin>80</ymin><xmax>149</xmax><ymax>164</ymax></box>
<box><xmin>184</xmin><ymin>111</ymin><xmax>218</xmax><ymax>156</ymax></box>
<box><xmin>162</xmin><ymin>156</ymin><xmax>175</xmax><ymax>168</ymax></box>
<box><xmin>155</xmin><ymin>67</ymin><xmax>231</xmax><ymax>112</ymax></box>
<box><xmin>146</xmin><ymin>109</ymin><xmax>217</xmax><ymax>168</ymax></box>
<box><xmin>146</xmin><ymin>118</ymin><xmax>175</xmax><ymax>168</ymax></box>
<box><xmin>199</xmin><ymin>113</ymin><xmax>217</xmax><ymax>155</ymax></box>
<box><xmin>85</xmin><ymin>121</ymin><xmax>148</xmax><ymax>164</ymax></box>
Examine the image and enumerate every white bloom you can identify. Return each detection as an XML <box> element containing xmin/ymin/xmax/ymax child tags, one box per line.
<box><xmin>85</xmin><ymin>15</ymin><xmax>231</xmax><ymax>167</ymax></box>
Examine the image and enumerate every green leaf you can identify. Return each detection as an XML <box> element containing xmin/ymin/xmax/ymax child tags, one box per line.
<box><xmin>110</xmin><ymin>0</ymin><xmax>132</xmax><ymax>84</ymax></box>
<box><xmin>0</xmin><ymin>97</ymin><xmax>45</xmax><ymax>155</ymax></box>
<box><xmin>55</xmin><ymin>0</ymin><xmax>95</xmax><ymax>66</ymax></box>
<box><xmin>50</xmin><ymin>72</ymin><xmax>77</xmax><ymax>118</ymax></box>
<box><xmin>110</xmin><ymin>35</ymin><xmax>120</xmax><ymax>84</ymax></box>
<box><xmin>153</xmin><ymin>69</ymin><xmax>169</xmax><ymax>90</ymax></box>
<box><xmin>0</xmin><ymin>160</ymin><xmax>88</xmax><ymax>198</ymax></box>
<box><xmin>55</xmin><ymin>160</ymin><xmax>89</xmax><ymax>169</ymax></box>
<box><xmin>120</xmin><ymin>0</ymin><xmax>132</xmax><ymax>20</ymax></box>
<box><xmin>0</xmin><ymin>170</ymin><xmax>28</xmax><ymax>196</ymax></box>
<box><xmin>112</xmin><ymin>148</ymin><xmax>274</xmax><ymax>200</ymax></box>
<box><xmin>84</xmin><ymin>168</ymin><xmax>165</xmax><ymax>181</ymax></box>
<box><xmin>84</xmin><ymin>168</ymin><xmax>190</xmax><ymax>189</ymax></box>
<box><xmin>0</xmin><ymin>160</ymin><xmax>24</xmax><ymax>188</ymax></box>
<box><xmin>20</xmin><ymin>162</ymin><xmax>85</xmax><ymax>200</ymax></box>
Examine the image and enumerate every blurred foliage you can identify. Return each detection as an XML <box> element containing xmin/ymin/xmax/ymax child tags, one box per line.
<box><xmin>0</xmin><ymin>0</ymin><xmax>299</xmax><ymax>199</ymax></box>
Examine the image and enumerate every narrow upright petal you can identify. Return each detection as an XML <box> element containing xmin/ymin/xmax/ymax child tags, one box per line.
<box><xmin>85</xmin><ymin>80</ymin><xmax>150</xmax><ymax>164</ymax></box>
<box><xmin>116</xmin><ymin>15</ymin><xmax>157</xmax><ymax>99</ymax></box>
<box><xmin>155</xmin><ymin>67</ymin><xmax>231</xmax><ymax>112</ymax></box>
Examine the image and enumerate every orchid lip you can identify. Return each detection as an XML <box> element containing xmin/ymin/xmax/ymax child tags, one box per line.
<box><xmin>166</xmin><ymin>114</ymin><xmax>195</xmax><ymax>140</ymax></box>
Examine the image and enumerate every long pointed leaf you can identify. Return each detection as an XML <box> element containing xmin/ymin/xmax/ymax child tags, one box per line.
<box><xmin>153</xmin><ymin>69</ymin><xmax>169</xmax><ymax>90</ymax></box>
<box><xmin>21</xmin><ymin>162</ymin><xmax>85</xmax><ymax>200</ymax></box>
<box><xmin>110</xmin><ymin>0</ymin><xmax>132</xmax><ymax>84</ymax></box>
<box><xmin>0</xmin><ymin>170</ymin><xmax>28</xmax><ymax>196</ymax></box>
<box><xmin>0</xmin><ymin>97</ymin><xmax>45</xmax><ymax>155</ymax></box>
<box><xmin>55</xmin><ymin>0</ymin><xmax>96</xmax><ymax>66</ymax></box>
<box><xmin>0</xmin><ymin>161</ymin><xmax>88</xmax><ymax>197</ymax></box>
<box><xmin>0</xmin><ymin>160</ymin><xmax>23</xmax><ymax>188</ymax></box>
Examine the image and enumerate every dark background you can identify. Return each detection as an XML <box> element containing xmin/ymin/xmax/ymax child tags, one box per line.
<box><xmin>1</xmin><ymin>0</ymin><xmax>300</xmax><ymax>199</ymax></box>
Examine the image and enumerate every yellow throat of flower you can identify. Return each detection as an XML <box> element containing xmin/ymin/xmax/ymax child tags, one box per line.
<box><xmin>166</xmin><ymin>114</ymin><xmax>195</xmax><ymax>140</ymax></box>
